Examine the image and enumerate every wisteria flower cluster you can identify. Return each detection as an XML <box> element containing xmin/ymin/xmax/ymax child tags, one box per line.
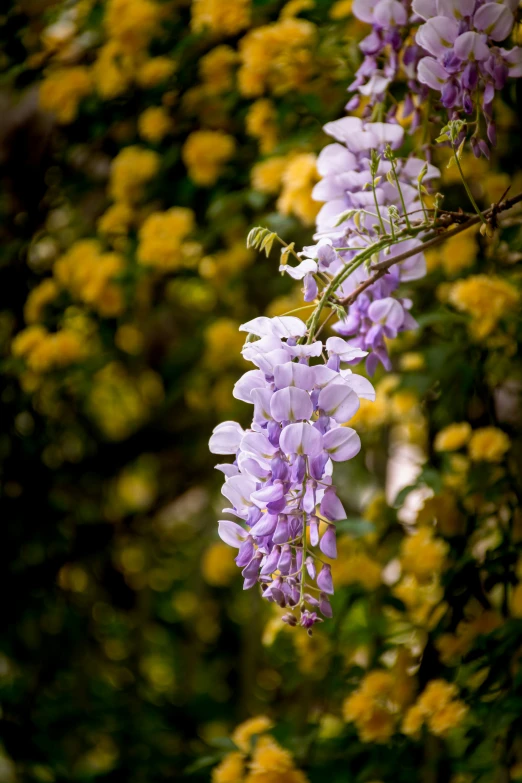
<box><xmin>283</xmin><ymin>116</ymin><xmax>439</xmax><ymax>374</ymax></box>
<box><xmin>209</xmin><ymin>0</ymin><xmax>522</xmax><ymax>632</ymax></box>
<box><xmin>210</xmin><ymin>315</ymin><xmax>375</xmax><ymax>633</ymax></box>
<box><xmin>350</xmin><ymin>0</ymin><xmax>522</xmax><ymax>154</ymax></box>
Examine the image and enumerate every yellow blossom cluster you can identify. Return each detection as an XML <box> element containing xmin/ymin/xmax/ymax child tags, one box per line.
<box><xmin>136</xmin><ymin>56</ymin><xmax>176</xmax><ymax>88</ymax></box>
<box><xmin>468</xmin><ymin>427</ymin><xmax>510</xmax><ymax>463</ymax></box>
<box><xmin>213</xmin><ymin>717</ymin><xmax>308</xmax><ymax>783</ymax></box>
<box><xmin>137</xmin><ymin>208</ymin><xmax>198</xmax><ymax>271</ymax></box>
<box><xmin>277</xmin><ymin>153</ymin><xmax>320</xmax><ymax>225</ymax></box>
<box><xmin>400</xmin><ymin>527</ymin><xmax>449</xmax><ymax>583</ymax></box>
<box><xmin>435</xmin><ymin>422</ymin><xmax>510</xmax><ymax>466</ymax></box>
<box><xmin>53</xmin><ymin>240</ymin><xmax>125</xmax><ymax>317</ymax></box>
<box><xmin>331</xmin><ymin>538</ymin><xmax>382</xmax><ymax>591</ymax></box>
<box><xmin>98</xmin><ymin>202</ymin><xmax>135</xmax><ymax>241</ymax></box>
<box><xmin>182</xmin><ymin>130</ymin><xmax>236</xmax><ymax>186</ymax></box>
<box><xmin>24</xmin><ymin>279</ymin><xmax>60</xmax><ymax>324</ymax></box>
<box><xmin>246</xmin><ymin>99</ymin><xmax>278</xmax><ymax>154</ymax></box>
<box><xmin>392</xmin><ymin>525</ymin><xmax>449</xmax><ymax>628</ymax></box>
<box><xmin>402</xmin><ymin>680</ymin><xmax>468</xmax><ymax>738</ymax></box>
<box><xmin>425</xmin><ymin>228</ymin><xmax>478</xmax><ymax>276</ymax></box>
<box><xmin>436</xmin><ymin>609</ymin><xmax>503</xmax><ymax>665</ymax></box>
<box><xmin>109</xmin><ymin>146</ymin><xmax>160</xmax><ymax>203</ymax></box>
<box><xmin>12</xmin><ymin>325</ymin><xmax>86</xmax><ymax>373</ymax></box>
<box><xmin>39</xmin><ymin>66</ymin><xmax>92</xmax><ymax>123</ymax></box>
<box><xmin>201</xmin><ymin>542</ymin><xmax>237</xmax><ymax>586</ymax></box>
<box><xmin>448</xmin><ymin>274</ymin><xmax>519</xmax><ymax>339</ymax></box>
<box><xmin>393</xmin><ymin>574</ymin><xmax>446</xmax><ymax>629</ymax></box>
<box><xmin>203</xmin><ymin>318</ymin><xmax>247</xmax><ymax>370</ymax></box>
<box><xmin>103</xmin><ymin>0</ymin><xmax>160</xmax><ymax>54</ymax></box>
<box><xmin>435</xmin><ymin>422</ymin><xmax>472</xmax><ymax>452</ymax></box>
<box><xmin>350</xmin><ymin>375</ymin><xmax>399</xmax><ymax>429</ymax></box>
<box><xmin>238</xmin><ymin>18</ymin><xmax>316</xmax><ymax>97</ymax></box>
<box><xmin>343</xmin><ymin>662</ymin><xmax>415</xmax><ymax>743</ymax></box>
<box><xmin>91</xmin><ymin>41</ymin><xmax>136</xmax><ymax>100</ymax></box>
<box><xmin>251</xmin><ymin>156</ymin><xmax>291</xmax><ymax>195</ymax></box>
<box><xmin>138</xmin><ymin>106</ymin><xmax>173</xmax><ymax>143</ymax></box>
<box><xmin>191</xmin><ymin>0</ymin><xmax>251</xmax><ymax>37</ymax></box>
<box><xmin>199</xmin><ymin>46</ymin><xmax>238</xmax><ymax>94</ymax></box>
<box><xmin>88</xmin><ymin>362</ymin><xmax>164</xmax><ymax>440</ymax></box>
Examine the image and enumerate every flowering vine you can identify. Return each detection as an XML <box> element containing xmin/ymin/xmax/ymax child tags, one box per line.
<box><xmin>209</xmin><ymin>0</ymin><xmax>522</xmax><ymax>633</ymax></box>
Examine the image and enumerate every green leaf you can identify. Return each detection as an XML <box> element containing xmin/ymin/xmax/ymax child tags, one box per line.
<box><xmin>336</xmin><ymin>518</ymin><xmax>375</xmax><ymax>537</ymax></box>
<box><xmin>184</xmin><ymin>755</ymin><xmax>222</xmax><ymax>774</ymax></box>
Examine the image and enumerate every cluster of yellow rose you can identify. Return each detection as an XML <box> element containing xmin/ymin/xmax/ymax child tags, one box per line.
<box><xmin>213</xmin><ymin>717</ymin><xmax>308</xmax><ymax>783</ymax></box>
<box><xmin>342</xmin><ymin>656</ymin><xmax>416</xmax><ymax>743</ymax></box>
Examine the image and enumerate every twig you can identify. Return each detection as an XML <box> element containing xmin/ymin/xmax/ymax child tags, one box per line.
<box><xmin>339</xmin><ymin>191</ymin><xmax>522</xmax><ymax>307</ymax></box>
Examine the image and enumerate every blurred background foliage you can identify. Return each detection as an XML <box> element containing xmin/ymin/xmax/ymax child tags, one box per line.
<box><xmin>1</xmin><ymin>0</ymin><xmax>522</xmax><ymax>781</ymax></box>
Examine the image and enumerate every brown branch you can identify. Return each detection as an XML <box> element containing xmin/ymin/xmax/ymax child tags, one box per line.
<box><xmin>338</xmin><ymin>191</ymin><xmax>522</xmax><ymax>308</ymax></box>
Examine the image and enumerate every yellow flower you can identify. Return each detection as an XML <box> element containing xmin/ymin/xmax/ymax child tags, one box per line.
<box><xmin>417</xmin><ymin>679</ymin><xmax>457</xmax><ymax>714</ymax></box>
<box><xmin>251</xmin><ymin>157</ymin><xmax>290</xmax><ymax>195</ymax></box>
<box><xmin>468</xmin><ymin>427</ymin><xmax>510</xmax><ymax>462</ymax></box>
<box><xmin>115</xmin><ymin>324</ymin><xmax>144</xmax><ymax>354</ymax></box>
<box><xmin>182</xmin><ymin>130</ymin><xmax>236</xmax><ymax>186</ymax></box>
<box><xmin>402</xmin><ymin>680</ymin><xmax>468</xmax><ymax>738</ymax></box>
<box><xmin>98</xmin><ymin>202</ymin><xmax>134</xmax><ymax>237</ymax></box>
<box><xmin>191</xmin><ymin>0</ymin><xmax>251</xmax><ymax>36</ymax></box>
<box><xmin>401</xmin><ymin>704</ymin><xmax>424</xmax><ymax>737</ymax></box>
<box><xmin>448</xmin><ymin>274</ymin><xmax>519</xmax><ymax>339</ymax></box>
<box><xmin>280</xmin><ymin>0</ymin><xmax>315</xmax><ymax>18</ymax></box>
<box><xmin>136</xmin><ymin>57</ymin><xmax>176</xmax><ymax>88</ymax></box>
<box><xmin>212</xmin><ymin>751</ymin><xmax>244</xmax><ymax>783</ymax></box>
<box><xmin>393</xmin><ymin>574</ymin><xmax>446</xmax><ymax>628</ymax></box>
<box><xmin>104</xmin><ymin>0</ymin><xmax>160</xmax><ymax>54</ymax></box>
<box><xmin>138</xmin><ymin>106</ymin><xmax>172</xmax><ymax>143</ymax></box>
<box><xmin>400</xmin><ymin>527</ymin><xmax>448</xmax><ymax>582</ymax></box>
<box><xmin>329</xmin><ymin>0</ymin><xmax>353</xmax><ymax>18</ymax></box>
<box><xmin>277</xmin><ymin>153</ymin><xmax>319</xmax><ymax>225</ymax></box>
<box><xmin>391</xmin><ymin>389</ymin><xmax>419</xmax><ymax>419</ymax></box>
<box><xmin>18</xmin><ymin>328</ymin><xmax>86</xmax><ymax>372</ymax></box>
<box><xmin>109</xmin><ymin>146</ymin><xmax>160</xmax><ymax>203</ymax></box>
<box><xmin>427</xmin><ymin>701</ymin><xmax>468</xmax><ymax>737</ymax></box>
<box><xmin>92</xmin><ymin>42</ymin><xmax>135</xmax><ymax>99</ymax></box>
<box><xmin>39</xmin><ymin>67</ymin><xmax>92</xmax><ymax>123</ymax></box>
<box><xmin>199</xmin><ymin>46</ymin><xmax>237</xmax><ymax>94</ymax></box>
<box><xmin>249</xmin><ymin>736</ymin><xmax>294</xmax><ymax>774</ymax></box>
<box><xmin>399</xmin><ymin>352</ymin><xmax>425</xmax><ymax>371</ymax></box>
<box><xmin>203</xmin><ymin>318</ymin><xmax>245</xmax><ymax>369</ymax></box>
<box><xmin>201</xmin><ymin>542</ymin><xmax>237</xmax><ymax>586</ymax></box>
<box><xmin>231</xmin><ymin>716</ymin><xmax>273</xmax><ymax>753</ymax></box>
<box><xmin>342</xmin><ymin>667</ymin><xmax>413</xmax><ymax>744</ymax></box>
<box><xmin>238</xmin><ymin>19</ymin><xmax>316</xmax><ymax>98</ymax></box>
<box><xmin>246</xmin><ymin>99</ymin><xmax>278</xmax><ymax>154</ymax></box>
<box><xmin>434</xmin><ymin>422</ymin><xmax>472</xmax><ymax>452</ymax></box>
<box><xmin>137</xmin><ymin>208</ymin><xmax>195</xmax><ymax>270</ymax></box>
<box><xmin>425</xmin><ymin>228</ymin><xmax>478</xmax><ymax>276</ymax></box>
<box><xmin>24</xmin><ymin>279</ymin><xmax>59</xmax><ymax>324</ymax></box>
<box><xmin>331</xmin><ymin>543</ymin><xmax>381</xmax><ymax>591</ymax></box>
<box><xmin>53</xmin><ymin>241</ymin><xmax>126</xmax><ymax>316</ymax></box>
<box><xmin>12</xmin><ymin>325</ymin><xmax>48</xmax><ymax>358</ymax></box>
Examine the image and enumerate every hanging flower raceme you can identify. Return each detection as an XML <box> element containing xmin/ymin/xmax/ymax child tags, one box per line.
<box><xmin>414</xmin><ymin>0</ymin><xmax>522</xmax><ymax>152</ymax></box>
<box><xmin>209</xmin><ymin>315</ymin><xmax>375</xmax><ymax>633</ymax></box>
<box><xmin>280</xmin><ymin>116</ymin><xmax>439</xmax><ymax>374</ymax></box>
<box><xmin>350</xmin><ymin>0</ymin><xmax>522</xmax><ymax>153</ymax></box>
